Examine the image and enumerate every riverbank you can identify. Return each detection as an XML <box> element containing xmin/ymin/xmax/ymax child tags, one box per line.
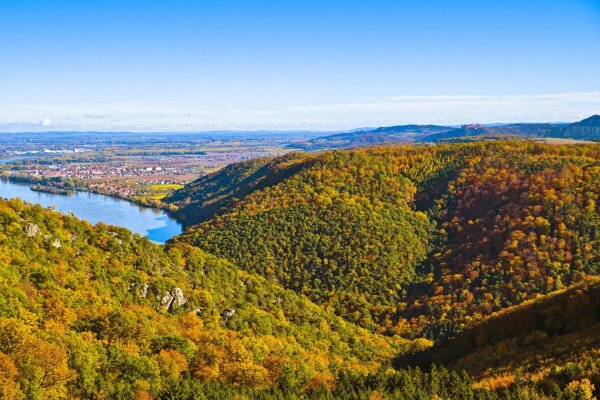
<box><xmin>0</xmin><ymin>178</ymin><xmax>183</xmax><ymax>243</ymax></box>
<box><xmin>1</xmin><ymin>173</ymin><xmax>182</xmax><ymax>222</ymax></box>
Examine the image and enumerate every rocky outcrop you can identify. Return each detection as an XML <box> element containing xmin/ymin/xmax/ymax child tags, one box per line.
<box><xmin>171</xmin><ymin>288</ymin><xmax>187</xmax><ymax>307</ymax></box>
<box><xmin>25</xmin><ymin>223</ymin><xmax>40</xmax><ymax>238</ymax></box>
<box><xmin>51</xmin><ymin>238</ymin><xmax>61</xmax><ymax>248</ymax></box>
<box><xmin>159</xmin><ymin>287</ymin><xmax>187</xmax><ymax>312</ymax></box>
<box><xmin>221</xmin><ymin>308</ymin><xmax>236</xmax><ymax>321</ymax></box>
<box><xmin>140</xmin><ymin>283</ymin><xmax>149</xmax><ymax>298</ymax></box>
<box><xmin>159</xmin><ymin>292</ymin><xmax>173</xmax><ymax>310</ymax></box>
<box><xmin>129</xmin><ymin>282</ymin><xmax>151</xmax><ymax>298</ymax></box>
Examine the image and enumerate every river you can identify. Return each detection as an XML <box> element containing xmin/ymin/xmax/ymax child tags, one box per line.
<box><xmin>0</xmin><ymin>179</ymin><xmax>183</xmax><ymax>244</ymax></box>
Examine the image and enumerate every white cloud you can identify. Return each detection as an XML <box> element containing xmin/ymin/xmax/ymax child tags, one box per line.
<box><xmin>1</xmin><ymin>92</ymin><xmax>599</xmax><ymax>131</ymax></box>
<box><xmin>287</xmin><ymin>92</ymin><xmax>600</xmax><ymax>122</ymax></box>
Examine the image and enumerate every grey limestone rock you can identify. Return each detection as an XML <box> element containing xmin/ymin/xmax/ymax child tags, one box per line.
<box><xmin>25</xmin><ymin>223</ymin><xmax>40</xmax><ymax>238</ymax></box>
<box><xmin>221</xmin><ymin>308</ymin><xmax>236</xmax><ymax>321</ymax></box>
<box><xmin>159</xmin><ymin>287</ymin><xmax>187</xmax><ymax>312</ymax></box>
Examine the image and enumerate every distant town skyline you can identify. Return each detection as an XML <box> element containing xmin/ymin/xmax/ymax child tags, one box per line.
<box><xmin>1</xmin><ymin>1</ymin><xmax>599</xmax><ymax>131</ymax></box>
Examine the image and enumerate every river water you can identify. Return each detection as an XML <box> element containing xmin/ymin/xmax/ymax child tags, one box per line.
<box><xmin>0</xmin><ymin>179</ymin><xmax>183</xmax><ymax>243</ymax></box>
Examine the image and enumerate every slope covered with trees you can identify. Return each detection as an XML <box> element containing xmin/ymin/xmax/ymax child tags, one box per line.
<box><xmin>2</xmin><ymin>140</ymin><xmax>599</xmax><ymax>399</ymax></box>
<box><xmin>1</xmin><ymin>197</ymin><xmax>596</xmax><ymax>399</ymax></box>
<box><xmin>391</xmin><ymin>142</ymin><xmax>600</xmax><ymax>339</ymax></box>
<box><xmin>165</xmin><ymin>153</ymin><xmax>312</xmax><ymax>227</ymax></box>
<box><xmin>172</xmin><ymin>145</ymin><xmax>473</xmax><ymax>329</ymax></box>
<box><xmin>396</xmin><ymin>278</ymin><xmax>600</xmax><ymax>385</ymax></box>
<box><xmin>0</xmin><ymin>198</ymin><xmax>421</xmax><ymax>399</ymax></box>
<box><xmin>173</xmin><ymin>141</ymin><xmax>600</xmax><ymax>339</ymax></box>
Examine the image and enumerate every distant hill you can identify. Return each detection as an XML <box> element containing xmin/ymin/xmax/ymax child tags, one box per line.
<box><xmin>492</xmin><ymin>122</ymin><xmax>565</xmax><ymax>136</ymax></box>
<box><xmin>559</xmin><ymin>114</ymin><xmax>600</xmax><ymax>140</ymax></box>
<box><xmin>573</xmin><ymin>114</ymin><xmax>600</xmax><ymax>127</ymax></box>
<box><xmin>419</xmin><ymin>124</ymin><xmax>502</xmax><ymax>142</ymax></box>
<box><xmin>293</xmin><ymin>124</ymin><xmax>454</xmax><ymax>149</ymax></box>
<box><xmin>421</xmin><ymin>122</ymin><xmax>567</xmax><ymax>142</ymax></box>
<box><xmin>300</xmin><ymin>116</ymin><xmax>600</xmax><ymax>148</ymax></box>
<box><xmin>422</xmin><ymin>117</ymin><xmax>599</xmax><ymax>142</ymax></box>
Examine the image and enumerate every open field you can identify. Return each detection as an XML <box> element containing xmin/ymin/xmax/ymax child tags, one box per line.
<box><xmin>537</xmin><ymin>137</ymin><xmax>598</xmax><ymax>145</ymax></box>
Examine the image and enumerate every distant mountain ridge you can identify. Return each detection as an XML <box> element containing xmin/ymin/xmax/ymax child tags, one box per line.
<box><xmin>558</xmin><ymin>114</ymin><xmax>600</xmax><ymax>140</ymax></box>
<box><xmin>295</xmin><ymin>124</ymin><xmax>454</xmax><ymax>149</ymax></box>
<box><xmin>573</xmin><ymin>114</ymin><xmax>600</xmax><ymax>127</ymax></box>
<box><xmin>298</xmin><ymin>115</ymin><xmax>600</xmax><ymax>149</ymax></box>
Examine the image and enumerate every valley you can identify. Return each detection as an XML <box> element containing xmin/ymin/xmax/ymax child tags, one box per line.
<box><xmin>0</xmin><ymin>138</ymin><xmax>598</xmax><ymax>399</ymax></box>
<box><xmin>3</xmin><ymin>1</ymin><xmax>598</xmax><ymax>398</ymax></box>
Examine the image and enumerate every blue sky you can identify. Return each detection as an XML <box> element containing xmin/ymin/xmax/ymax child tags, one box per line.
<box><xmin>1</xmin><ymin>0</ymin><xmax>599</xmax><ymax>131</ymax></box>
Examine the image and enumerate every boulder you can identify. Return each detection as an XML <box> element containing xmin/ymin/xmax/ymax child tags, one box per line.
<box><xmin>140</xmin><ymin>283</ymin><xmax>149</xmax><ymax>298</ymax></box>
<box><xmin>171</xmin><ymin>287</ymin><xmax>187</xmax><ymax>307</ymax></box>
<box><xmin>221</xmin><ymin>308</ymin><xmax>236</xmax><ymax>321</ymax></box>
<box><xmin>159</xmin><ymin>287</ymin><xmax>187</xmax><ymax>312</ymax></box>
<box><xmin>159</xmin><ymin>292</ymin><xmax>174</xmax><ymax>311</ymax></box>
<box><xmin>51</xmin><ymin>238</ymin><xmax>61</xmax><ymax>248</ymax></box>
<box><xmin>25</xmin><ymin>223</ymin><xmax>40</xmax><ymax>238</ymax></box>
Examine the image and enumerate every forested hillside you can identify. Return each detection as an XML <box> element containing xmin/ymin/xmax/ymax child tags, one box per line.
<box><xmin>0</xmin><ymin>198</ymin><xmax>421</xmax><ymax>399</ymax></box>
<box><xmin>560</xmin><ymin>115</ymin><xmax>600</xmax><ymax>141</ymax></box>
<box><xmin>394</xmin><ymin>142</ymin><xmax>600</xmax><ymax>339</ymax></box>
<box><xmin>2</xmin><ymin>140</ymin><xmax>599</xmax><ymax>399</ymax></box>
<box><xmin>166</xmin><ymin>153</ymin><xmax>311</xmax><ymax>227</ymax></box>
<box><xmin>2</xmin><ymin>195</ymin><xmax>598</xmax><ymax>400</ymax></box>
<box><xmin>173</xmin><ymin>141</ymin><xmax>599</xmax><ymax>339</ymax></box>
<box><xmin>172</xmin><ymin>146</ymin><xmax>463</xmax><ymax>329</ymax></box>
<box><xmin>396</xmin><ymin>278</ymin><xmax>600</xmax><ymax>384</ymax></box>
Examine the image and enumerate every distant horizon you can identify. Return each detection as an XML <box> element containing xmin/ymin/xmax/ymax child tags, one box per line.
<box><xmin>1</xmin><ymin>91</ymin><xmax>599</xmax><ymax>132</ymax></box>
<box><xmin>0</xmin><ymin>112</ymin><xmax>595</xmax><ymax>134</ymax></box>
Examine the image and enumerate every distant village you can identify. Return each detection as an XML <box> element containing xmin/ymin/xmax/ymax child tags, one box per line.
<box><xmin>0</xmin><ymin>132</ymin><xmax>296</xmax><ymax>203</ymax></box>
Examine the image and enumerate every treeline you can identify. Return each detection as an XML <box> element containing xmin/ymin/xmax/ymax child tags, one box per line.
<box><xmin>1</xmin><ymin>173</ymin><xmax>85</xmax><ymax>190</ymax></box>
<box><xmin>157</xmin><ymin>367</ymin><xmax>596</xmax><ymax>399</ymax></box>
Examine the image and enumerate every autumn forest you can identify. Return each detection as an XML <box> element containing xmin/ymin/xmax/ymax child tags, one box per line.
<box><xmin>1</xmin><ymin>140</ymin><xmax>599</xmax><ymax>399</ymax></box>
